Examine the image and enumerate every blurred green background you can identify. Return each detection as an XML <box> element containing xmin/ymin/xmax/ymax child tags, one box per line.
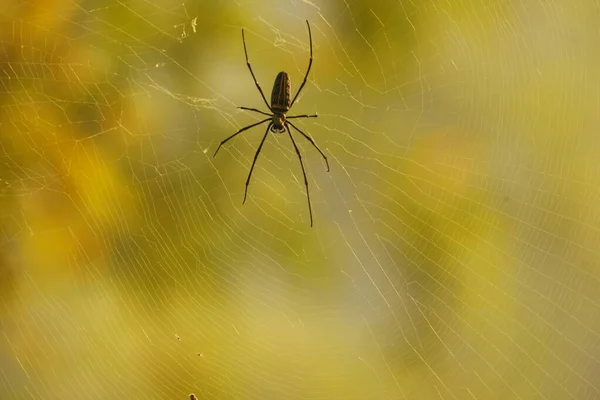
<box><xmin>1</xmin><ymin>0</ymin><xmax>600</xmax><ymax>399</ymax></box>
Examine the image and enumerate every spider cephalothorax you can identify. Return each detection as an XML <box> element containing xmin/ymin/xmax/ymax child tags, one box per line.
<box><xmin>213</xmin><ymin>20</ymin><xmax>329</xmax><ymax>227</ymax></box>
<box><xmin>271</xmin><ymin>114</ymin><xmax>286</xmax><ymax>133</ymax></box>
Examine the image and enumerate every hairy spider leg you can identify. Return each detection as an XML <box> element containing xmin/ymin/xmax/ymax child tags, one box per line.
<box><xmin>287</xmin><ymin>114</ymin><xmax>318</xmax><ymax>119</ymax></box>
<box><xmin>242</xmin><ymin>29</ymin><xmax>272</xmax><ymax>112</ymax></box>
<box><xmin>243</xmin><ymin>122</ymin><xmax>273</xmax><ymax>204</ymax></box>
<box><xmin>238</xmin><ymin>107</ymin><xmax>271</xmax><ymax>117</ymax></box>
<box><xmin>286</xmin><ymin>125</ymin><xmax>313</xmax><ymax>227</ymax></box>
<box><xmin>287</xmin><ymin>120</ymin><xmax>329</xmax><ymax>172</ymax></box>
<box><xmin>289</xmin><ymin>20</ymin><xmax>313</xmax><ymax>109</ymax></box>
<box><xmin>213</xmin><ymin>118</ymin><xmax>270</xmax><ymax>157</ymax></box>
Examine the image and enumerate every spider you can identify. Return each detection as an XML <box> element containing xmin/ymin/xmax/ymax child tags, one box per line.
<box><xmin>213</xmin><ymin>20</ymin><xmax>329</xmax><ymax>227</ymax></box>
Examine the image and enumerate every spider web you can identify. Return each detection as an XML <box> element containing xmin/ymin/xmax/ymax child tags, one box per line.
<box><xmin>1</xmin><ymin>0</ymin><xmax>600</xmax><ymax>399</ymax></box>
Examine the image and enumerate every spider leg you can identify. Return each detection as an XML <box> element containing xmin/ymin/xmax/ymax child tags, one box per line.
<box><xmin>213</xmin><ymin>117</ymin><xmax>270</xmax><ymax>157</ymax></box>
<box><xmin>238</xmin><ymin>107</ymin><xmax>272</xmax><ymax>117</ymax></box>
<box><xmin>289</xmin><ymin>20</ymin><xmax>313</xmax><ymax>109</ymax></box>
<box><xmin>287</xmin><ymin>113</ymin><xmax>318</xmax><ymax>119</ymax></box>
<box><xmin>286</xmin><ymin>125</ymin><xmax>314</xmax><ymax>227</ymax></box>
<box><xmin>287</xmin><ymin>121</ymin><xmax>329</xmax><ymax>172</ymax></box>
<box><xmin>243</xmin><ymin>122</ymin><xmax>273</xmax><ymax>205</ymax></box>
<box><xmin>242</xmin><ymin>29</ymin><xmax>273</xmax><ymax>112</ymax></box>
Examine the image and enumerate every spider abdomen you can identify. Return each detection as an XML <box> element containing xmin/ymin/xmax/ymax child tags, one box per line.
<box><xmin>271</xmin><ymin>71</ymin><xmax>291</xmax><ymax>113</ymax></box>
